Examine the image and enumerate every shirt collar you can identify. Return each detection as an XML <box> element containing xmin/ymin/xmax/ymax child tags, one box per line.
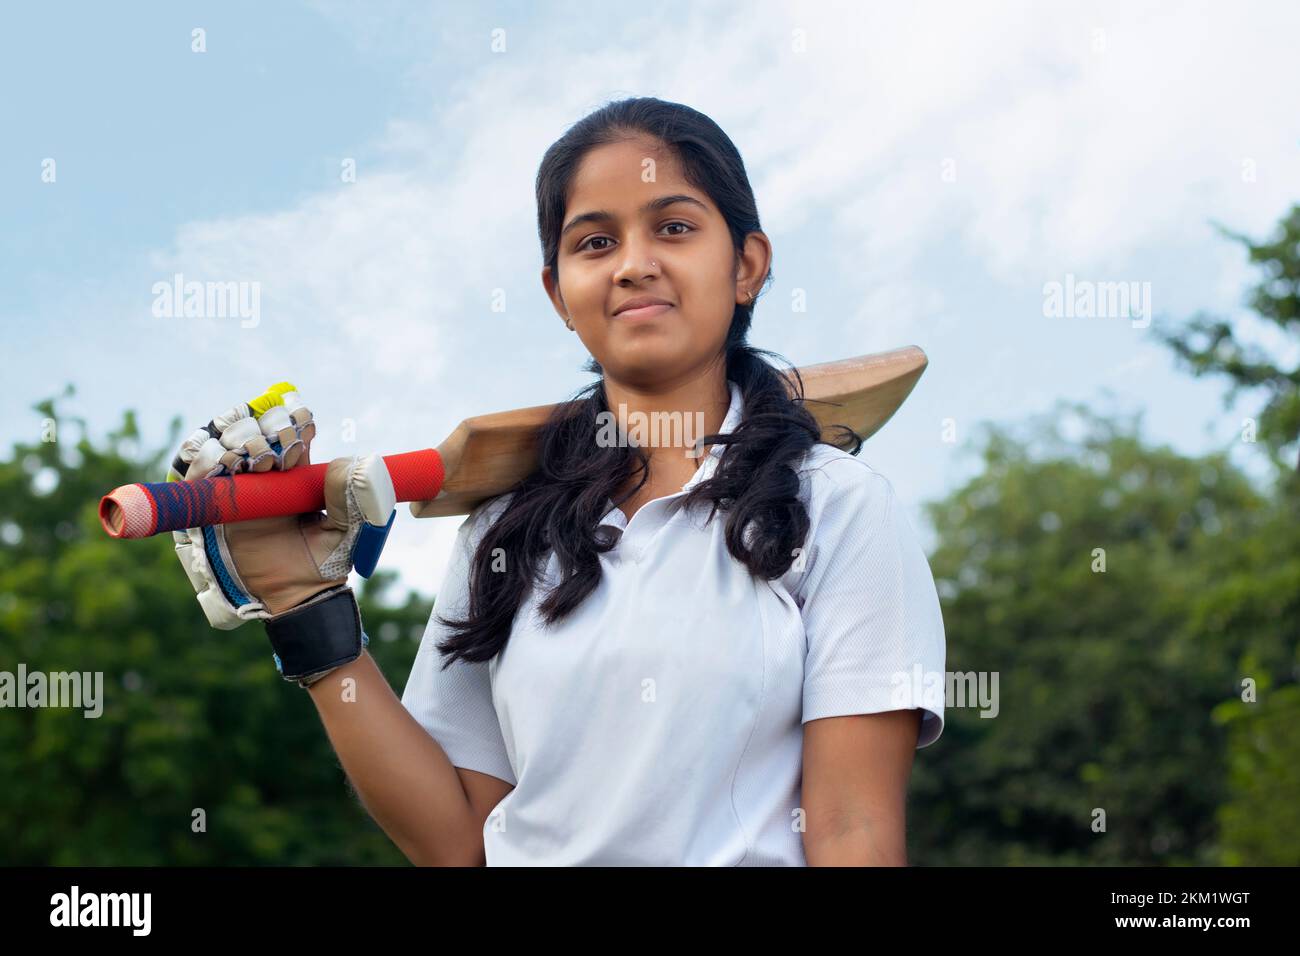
<box><xmin>599</xmin><ymin>379</ymin><xmax>743</xmax><ymax>531</ymax></box>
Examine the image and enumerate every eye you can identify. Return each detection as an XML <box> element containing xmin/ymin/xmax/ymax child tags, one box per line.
<box><xmin>575</xmin><ymin>221</ymin><xmax>694</xmax><ymax>253</ymax></box>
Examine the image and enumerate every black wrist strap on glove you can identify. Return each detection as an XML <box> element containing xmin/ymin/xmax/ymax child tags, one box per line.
<box><xmin>264</xmin><ymin>585</ymin><xmax>367</xmax><ymax>689</ymax></box>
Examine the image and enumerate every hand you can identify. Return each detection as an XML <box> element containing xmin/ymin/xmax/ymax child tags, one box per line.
<box><xmin>168</xmin><ymin>382</ymin><xmax>397</xmax><ymax>681</ymax></box>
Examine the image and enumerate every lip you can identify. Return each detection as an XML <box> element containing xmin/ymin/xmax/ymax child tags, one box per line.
<box><xmin>613</xmin><ymin>296</ymin><xmax>673</xmax><ymax>317</ymax></box>
<box><xmin>614</xmin><ymin>302</ymin><xmax>673</xmax><ymax>321</ymax></box>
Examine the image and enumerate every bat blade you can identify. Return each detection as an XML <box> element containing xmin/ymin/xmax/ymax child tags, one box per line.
<box><xmin>409</xmin><ymin>345</ymin><xmax>928</xmax><ymax>519</ymax></box>
<box><xmin>790</xmin><ymin>345</ymin><xmax>928</xmax><ymax>442</ymax></box>
<box><xmin>409</xmin><ymin>404</ymin><xmax>553</xmax><ymax>519</ymax></box>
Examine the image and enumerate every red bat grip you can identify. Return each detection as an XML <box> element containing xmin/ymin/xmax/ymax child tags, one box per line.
<box><xmin>99</xmin><ymin>449</ymin><xmax>444</xmax><ymax>539</ymax></box>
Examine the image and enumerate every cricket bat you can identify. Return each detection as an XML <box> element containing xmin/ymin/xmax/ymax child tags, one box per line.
<box><xmin>99</xmin><ymin>346</ymin><xmax>927</xmax><ymax>539</ymax></box>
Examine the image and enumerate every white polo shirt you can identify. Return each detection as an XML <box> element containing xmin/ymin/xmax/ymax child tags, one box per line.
<box><xmin>400</xmin><ymin>380</ymin><xmax>947</xmax><ymax>866</ymax></box>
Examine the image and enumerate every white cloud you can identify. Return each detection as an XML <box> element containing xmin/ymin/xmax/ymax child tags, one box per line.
<box><xmin>135</xmin><ymin>0</ymin><xmax>1300</xmax><ymax>594</ymax></box>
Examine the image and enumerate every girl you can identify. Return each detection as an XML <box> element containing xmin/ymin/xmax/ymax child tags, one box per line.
<box><xmin>170</xmin><ymin>97</ymin><xmax>946</xmax><ymax>866</ymax></box>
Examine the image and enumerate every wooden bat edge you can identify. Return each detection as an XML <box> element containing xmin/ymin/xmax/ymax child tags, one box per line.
<box><xmin>409</xmin><ymin>346</ymin><xmax>929</xmax><ymax>520</ymax></box>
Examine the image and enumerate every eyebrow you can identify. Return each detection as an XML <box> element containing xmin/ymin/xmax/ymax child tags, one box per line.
<box><xmin>560</xmin><ymin>194</ymin><xmax>708</xmax><ymax>241</ymax></box>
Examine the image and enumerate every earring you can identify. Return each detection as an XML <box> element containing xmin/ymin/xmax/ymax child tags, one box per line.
<box><xmin>565</xmin><ymin>318</ymin><xmax>574</xmax><ymax>330</ymax></box>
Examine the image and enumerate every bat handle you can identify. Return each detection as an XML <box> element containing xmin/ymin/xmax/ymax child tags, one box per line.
<box><xmin>99</xmin><ymin>449</ymin><xmax>445</xmax><ymax>539</ymax></box>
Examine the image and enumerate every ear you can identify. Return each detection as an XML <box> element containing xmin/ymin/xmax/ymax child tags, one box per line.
<box><xmin>734</xmin><ymin>232</ymin><xmax>773</xmax><ymax>305</ymax></box>
<box><xmin>541</xmin><ymin>265</ymin><xmax>570</xmax><ymax>325</ymax></box>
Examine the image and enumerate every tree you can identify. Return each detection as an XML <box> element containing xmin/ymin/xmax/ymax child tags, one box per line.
<box><xmin>0</xmin><ymin>389</ymin><xmax>434</xmax><ymax>864</ymax></box>
<box><xmin>908</xmin><ymin>401</ymin><xmax>1299</xmax><ymax>865</ymax></box>
<box><xmin>1151</xmin><ymin>203</ymin><xmax>1300</xmax><ymax>479</ymax></box>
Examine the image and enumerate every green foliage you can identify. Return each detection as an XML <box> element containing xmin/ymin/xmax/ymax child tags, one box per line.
<box><xmin>1214</xmin><ymin>683</ymin><xmax>1300</xmax><ymax>865</ymax></box>
<box><xmin>1151</xmin><ymin>202</ymin><xmax>1300</xmax><ymax>479</ymax></box>
<box><xmin>906</xmin><ymin>202</ymin><xmax>1300</xmax><ymax>866</ymax></box>
<box><xmin>907</xmin><ymin>401</ymin><xmax>1298</xmax><ymax>865</ymax></box>
<box><xmin>0</xmin><ymin>390</ymin><xmax>432</xmax><ymax>865</ymax></box>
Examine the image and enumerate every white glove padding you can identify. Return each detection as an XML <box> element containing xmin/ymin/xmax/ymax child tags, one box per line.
<box><xmin>170</xmin><ymin>381</ymin><xmax>316</xmax><ymax>479</ymax></box>
<box><xmin>169</xmin><ymin>383</ymin><xmax>396</xmax><ymax>630</ymax></box>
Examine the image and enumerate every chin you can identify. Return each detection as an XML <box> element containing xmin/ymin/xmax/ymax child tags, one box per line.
<box><xmin>605</xmin><ymin>348</ymin><xmax>687</xmax><ymax>380</ymax></box>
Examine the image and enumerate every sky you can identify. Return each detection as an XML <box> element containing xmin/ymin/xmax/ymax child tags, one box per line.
<box><xmin>3</xmin><ymin>0</ymin><xmax>1298</xmax><ymax>600</ymax></box>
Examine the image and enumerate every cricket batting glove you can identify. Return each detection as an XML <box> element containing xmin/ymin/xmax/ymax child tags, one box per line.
<box><xmin>168</xmin><ymin>383</ymin><xmax>397</xmax><ymax>686</ymax></box>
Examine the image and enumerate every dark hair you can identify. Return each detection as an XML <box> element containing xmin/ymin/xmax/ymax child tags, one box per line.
<box><xmin>435</xmin><ymin>96</ymin><xmax>862</xmax><ymax>666</ymax></box>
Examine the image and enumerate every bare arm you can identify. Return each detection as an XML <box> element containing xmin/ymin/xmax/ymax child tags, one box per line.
<box><xmin>801</xmin><ymin>709</ymin><xmax>921</xmax><ymax>866</ymax></box>
<box><xmin>305</xmin><ymin>649</ymin><xmax>514</xmax><ymax>866</ymax></box>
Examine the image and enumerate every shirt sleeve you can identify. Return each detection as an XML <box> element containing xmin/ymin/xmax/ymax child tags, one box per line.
<box><xmin>399</xmin><ymin>496</ymin><xmax>517</xmax><ymax>785</ymax></box>
<box><xmin>796</xmin><ymin>461</ymin><xmax>947</xmax><ymax>749</ymax></box>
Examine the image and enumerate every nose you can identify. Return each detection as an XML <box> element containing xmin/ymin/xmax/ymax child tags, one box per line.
<box><xmin>611</xmin><ymin>235</ymin><xmax>661</xmax><ymax>285</ymax></box>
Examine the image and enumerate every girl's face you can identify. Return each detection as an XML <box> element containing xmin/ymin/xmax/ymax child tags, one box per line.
<box><xmin>543</xmin><ymin>136</ymin><xmax>768</xmax><ymax>387</ymax></box>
